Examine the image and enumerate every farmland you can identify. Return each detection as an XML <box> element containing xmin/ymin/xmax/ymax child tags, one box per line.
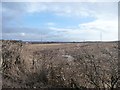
<box><xmin>1</xmin><ymin>40</ymin><xmax>119</xmax><ymax>89</ymax></box>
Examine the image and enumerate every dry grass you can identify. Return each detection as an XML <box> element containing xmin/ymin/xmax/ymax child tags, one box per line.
<box><xmin>1</xmin><ymin>40</ymin><xmax>119</xmax><ymax>89</ymax></box>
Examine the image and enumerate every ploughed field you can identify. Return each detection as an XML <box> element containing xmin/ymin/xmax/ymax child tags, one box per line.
<box><xmin>1</xmin><ymin>40</ymin><xmax>119</xmax><ymax>89</ymax></box>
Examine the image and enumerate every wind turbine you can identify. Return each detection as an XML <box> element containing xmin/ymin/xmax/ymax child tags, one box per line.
<box><xmin>100</xmin><ymin>31</ymin><xmax>102</xmax><ymax>42</ymax></box>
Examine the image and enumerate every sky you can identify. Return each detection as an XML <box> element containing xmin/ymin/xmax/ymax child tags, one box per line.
<box><xmin>1</xmin><ymin>0</ymin><xmax>119</xmax><ymax>41</ymax></box>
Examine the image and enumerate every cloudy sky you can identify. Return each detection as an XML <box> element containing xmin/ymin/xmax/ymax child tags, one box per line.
<box><xmin>1</xmin><ymin>1</ymin><xmax>118</xmax><ymax>41</ymax></box>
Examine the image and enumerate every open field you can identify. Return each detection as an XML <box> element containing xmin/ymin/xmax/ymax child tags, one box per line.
<box><xmin>1</xmin><ymin>40</ymin><xmax>120</xmax><ymax>89</ymax></box>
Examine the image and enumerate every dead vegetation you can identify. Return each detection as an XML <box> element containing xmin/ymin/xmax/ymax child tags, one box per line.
<box><xmin>1</xmin><ymin>40</ymin><xmax>119</xmax><ymax>89</ymax></box>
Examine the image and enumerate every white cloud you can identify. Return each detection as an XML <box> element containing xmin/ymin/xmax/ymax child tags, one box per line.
<box><xmin>26</xmin><ymin>3</ymin><xmax>47</xmax><ymax>13</ymax></box>
<box><xmin>20</xmin><ymin>32</ymin><xmax>26</xmax><ymax>36</ymax></box>
<box><xmin>24</xmin><ymin>3</ymin><xmax>94</xmax><ymax>18</ymax></box>
<box><xmin>3</xmin><ymin>2</ymin><xmax>118</xmax><ymax>18</ymax></box>
<box><xmin>46</xmin><ymin>22</ymin><xmax>56</xmax><ymax>26</ymax></box>
<box><xmin>49</xmin><ymin>27</ymin><xmax>72</xmax><ymax>32</ymax></box>
<box><xmin>49</xmin><ymin>15</ymin><xmax>118</xmax><ymax>41</ymax></box>
<box><xmin>79</xmin><ymin>19</ymin><xmax>118</xmax><ymax>33</ymax></box>
<box><xmin>23</xmin><ymin>2</ymin><xmax>118</xmax><ymax>20</ymax></box>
